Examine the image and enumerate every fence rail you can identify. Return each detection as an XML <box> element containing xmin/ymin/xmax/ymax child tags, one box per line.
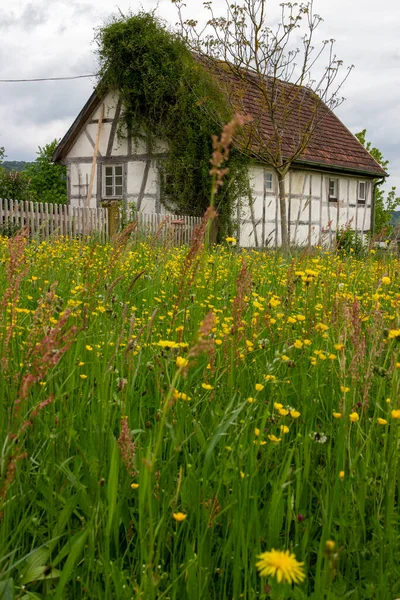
<box><xmin>0</xmin><ymin>199</ymin><xmax>202</xmax><ymax>245</ymax></box>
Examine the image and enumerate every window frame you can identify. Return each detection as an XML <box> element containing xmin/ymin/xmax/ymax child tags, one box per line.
<box><xmin>102</xmin><ymin>163</ymin><xmax>124</xmax><ymax>199</ymax></box>
<box><xmin>328</xmin><ymin>178</ymin><xmax>338</xmax><ymax>202</ymax></box>
<box><xmin>357</xmin><ymin>180</ymin><xmax>367</xmax><ymax>204</ymax></box>
<box><xmin>265</xmin><ymin>171</ymin><xmax>274</xmax><ymax>192</ymax></box>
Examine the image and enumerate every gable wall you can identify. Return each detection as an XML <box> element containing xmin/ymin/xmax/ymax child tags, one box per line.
<box><xmin>64</xmin><ymin>92</ymin><xmax>170</xmax><ymax>214</ymax></box>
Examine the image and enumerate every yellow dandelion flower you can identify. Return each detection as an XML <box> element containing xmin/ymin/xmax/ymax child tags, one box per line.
<box><xmin>254</xmin><ymin>427</ymin><xmax>260</xmax><ymax>436</ymax></box>
<box><xmin>340</xmin><ymin>385</ymin><xmax>350</xmax><ymax>393</ymax></box>
<box><xmin>381</xmin><ymin>276</ymin><xmax>391</xmax><ymax>285</ymax></box>
<box><xmin>279</xmin><ymin>408</ymin><xmax>289</xmax><ymax>416</ymax></box>
<box><xmin>377</xmin><ymin>418</ymin><xmax>387</xmax><ymax>425</ymax></box>
<box><xmin>201</xmin><ymin>383</ymin><xmax>214</xmax><ymax>390</ymax></box>
<box><xmin>349</xmin><ymin>412</ymin><xmax>359</xmax><ymax>423</ymax></box>
<box><xmin>388</xmin><ymin>329</ymin><xmax>400</xmax><ymax>340</ymax></box>
<box><xmin>268</xmin><ymin>435</ymin><xmax>281</xmax><ymax>443</ymax></box>
<box><xmin>332</xmin><ymin>412</ymin><xmax>342</xmax><ymax>419</ymax></box>
<box><xmin>339</xmin><ymin>471</ymin><xmax>345</xmax><ymax>479</ymax></box>
<box><xmin>294</xmin><ymin>340</ymin><xmax>303</xmax><ymax>349</ymax></box>
<box><xmin>173</xmin><ymin>512</ymin><xmax>187</xmax><ymax>522</ymax></box>
<box><xmin>85</xmin><ymin>345</ymin><xmax>93</xmax><ymax>351</ymax></box>
<box><xmin>280</xmin><ymin>425</ymin><xmax>289</xmax><ymax>434</ymax></box>
<box><xmin>274</xmin><ymin>402</ymin><xmax>283</xmax><ymax>410</ymax></box>
<box><xmin>255</xmin><ymin>383</ymin><xmax>264</xmax><ymax>392</ymax></box>
<box><xmin>80</xmin><ymin>374</ymin><xmax>88</xmax><ymax>379</ymax></box>
<box><xmin>290</xmin><ymin>410</ymin><xmax>301</xmax><ymax>419</ymax></box>
<box><xmin>247</xmin><ymin>397</ymin><xmax>255</xmax><ymax>403</ymax></box>
<box><xmin>334</xmin><ymin>343</ymin><xmax>345</xmax><ymax>351</ymax></box>
<box><xmin>256</xmin><ymin>549</ymin><xmax>305</xmax><ymax>584</ymax></box>
<box><xmin>131</xmin><ymin>483</ymin><xmax>139</xmax><ymax>489</ymax></box>
<box><xmin>176</xmin><ymin>356</ymin><xmax>188</xmax><ymax>368</ymax></box>
<box><xmin>391</xmin><ymin>410</ymin><xmax>400</xmax><ymax>419</ymax></box>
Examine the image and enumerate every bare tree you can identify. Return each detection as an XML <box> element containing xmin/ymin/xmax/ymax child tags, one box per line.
<box><xmin>173</xmin><ymin>0</ymin><xmax>353</xmax><ymax>249</ymax></box>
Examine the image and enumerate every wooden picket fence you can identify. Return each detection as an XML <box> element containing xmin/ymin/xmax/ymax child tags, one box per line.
<box><xmin>129</xmin><ymin>211</ymin><xmax>202</xmax><ymax>246</ymax></box>
<box><xmin>0</xmin><ymin>198</ymin><xmax>108</xmax><ymax>241</ymax></box>
<box><xmin>0</xmin><ymin>198</ymin><xmax>202</xmax><ymax>245</ymax></box>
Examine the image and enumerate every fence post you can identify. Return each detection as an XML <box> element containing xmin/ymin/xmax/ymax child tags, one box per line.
<box><xmin>103</xmin><ymin>201</ymin><xmax>120</xmax><ymax>237</ymax></box>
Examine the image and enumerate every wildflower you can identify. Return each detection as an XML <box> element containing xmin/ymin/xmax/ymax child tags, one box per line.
<box><xmin>176</xmin><ymin>356</ymin><xmax>188</xmax><ymax>368</ymax></box>
<box><xmin>255</xmin><ymin>383</ymin><xmax>264</xmax><ymax>392</ymax></box>
<box><xmin>274</xmin><ymin>402</ymin><xmax>283</xmax><ymax>410</ymax></box>
<box><xmin>280</xmin><ymin>425</ymin><xmax>289</xmax><ymax>434</ymax></box>
<box><xmin>332</xmin><ymin>412</ymin><xmax>342</xmax><ymax>419</ymax></box>
<box><xmin>377</xmin><ymin>418</ymin><xmax>387</xmax><ymax>425</ymax></box>
<box><xmin>294</xmin><ymin>340</ymin><xmax>303</xmax><ymax>349</ymax></box>
<box><xmin>80</xmin><ymin>374</ymin><xmax>87</xmax><ymax>379</ymax></box>
<box><xmin>290</xmin><ymin>410</ymin><xmax>301</xmax><ymax>419</ymax></box>
<box><xmin>85</xmin><ymin>345</ymin><xmax>93</xmax><ymax>351</ymax></box>
<box><xmin>334</xmin><ymin>343</ymin><xmax>345</xmax><ymax>350</ymax></box>
<box><xmin>339</xmin><ymin>471</ymin><xmax>345</xmax><ymax>479</ymax></box>
<box><xmin>268</xmin><ymin>434</ymin><xmax>281</xmax><ymax>443</ymax></box>
<box><xmin>391</xmin><ymin>410</ymin><xmax>400</xmax><ymax>419</ymax></box>
<box><xmin>349</xmin><ymin>412</ymin><xmax>359</xmax><ymax>423</ymax></box>
<box><xmin>311</xmin><ymin>432</ymin><xmax>327</xmax><ymax>444</ymax></box>
<box><xmin>254</xmin><ymin>427</ymin><xmax>260</xmax><ymax>436</ymax></box>
<box><xmin>279</xmin><ymin>408</ymin><xmax>289</xmax><ymax>416</ymax></box>
<box><xmin>201</xmin><ymin>383</ymin><xmax>214</xmax><ymax>390</ymax></box>
<box><xmin>325</xmin><ymin>540</ymin><xmax>336</xmax><ymax>552</ymax></box>
<box><xmin>340</xmin><ymin>385</ymin><xmax>350</xmax><ymax>393</ymax></box>
<box><xmin>131</xmin><ymin>483</ymin><xmax>139</xmax><ymax>489</ymax></box>
<box><xmin>264</xmin><ymin>375</ymin><xmax>277</xmax><ymax>382</ymax></box>
<box><xmin>225</xmin><ymin>237</ymin><xmax>237</xmax><ymax>245</ymax></box>
<box><xmin>256</xmin><ymin>549</ymin><xmax>305</xmax><ymax>584</ymax></box>
<box><xmin>388</xmin><ymin>329</ymin><xmax>400</xmax><ymax>340</ymax></box>
<box><xmin>173</xmin><ymin>512</ymin><xmax>187</xmax><ymax>522</ymax></box>
<box><xmin>381</xmin><ymin>276</ymin><xmax>391</xmax><ymax>285</ymax></box>
<box><xmin>247</xmin><ymin>397</ymin><xmax>255</xmax><ymax>403</ymax></box>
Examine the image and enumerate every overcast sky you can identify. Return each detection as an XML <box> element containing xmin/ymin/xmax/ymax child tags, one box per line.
<box><xmin>1</xmin><ymin>0</ymin><xmax>399</xmax><ymax>190</ymax></box>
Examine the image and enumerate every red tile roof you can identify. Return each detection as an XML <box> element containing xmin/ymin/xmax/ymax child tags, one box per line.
<box><xmin>202</xmin><ymin>59</ymin><xmax>387</xmax><ymax>177</ymax></box>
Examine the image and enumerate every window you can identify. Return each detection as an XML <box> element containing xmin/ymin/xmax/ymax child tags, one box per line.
<box><xmin>265</xmin><ymin>171</ymin><xmax>274</xmax><ymax>191</ymax></box>
<box><xmin>328</xmin><ymin>178</ymin><xmax>338</xmax><ymax>201</ymax></box>
<box><xmin>358</xmin><ymin>181</ymin><xmax>366</xmax><ymax>203</ymax></box>
<box><xmin>103</xmin><ymin>164</ymin><xmax>124</xmax><ymax>198</ymax></box>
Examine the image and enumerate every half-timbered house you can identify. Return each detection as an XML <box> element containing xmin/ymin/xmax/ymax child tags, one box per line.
<box><xmin>53</xmin><ymin>72</ymin><xmax>387</xmax><ymax>247</ymax></box>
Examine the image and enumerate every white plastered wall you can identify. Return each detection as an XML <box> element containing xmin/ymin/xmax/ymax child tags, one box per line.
<box><xmin>239</xmin><ymin>166</ymin><xmax>373</xmax><ymax>247</ymax></box>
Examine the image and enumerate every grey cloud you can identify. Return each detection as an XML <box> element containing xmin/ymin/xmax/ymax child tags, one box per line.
<box><xmin>0</xmin><ymin>4</ymin><xmax>49</xmax><ymax>32</ymax></box>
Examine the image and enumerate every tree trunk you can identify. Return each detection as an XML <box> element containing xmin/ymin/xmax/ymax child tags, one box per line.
<box><xmin>277</xmin><ymin>172</ymin><xmax>289</xmax><ymax>250</ymax></box>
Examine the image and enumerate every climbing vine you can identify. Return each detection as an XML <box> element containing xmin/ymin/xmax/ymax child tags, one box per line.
<box><xmin>95</xmin><ymin>11</ymin><xmax>250</xmax><ymax>235</ymax></box>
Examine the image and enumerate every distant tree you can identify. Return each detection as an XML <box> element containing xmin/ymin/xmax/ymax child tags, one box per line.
<box><xmin>24</xmin><ymin>140</ymin><xmax>67</xmax><ymax>204</ymax></box>
<box><xmin>355</xmin><ymin>130</ymin><xmax>400</xmax><ymax>236</ymax></box>
<box><xmin>0</xmin><ymin>146</ymin><xmax>5</xmax><ymax>164</ymax></box>
<box><xmin>0</xmin><ymin>168</ymin><xmax>31</xmax><ymax>201</ymax></box>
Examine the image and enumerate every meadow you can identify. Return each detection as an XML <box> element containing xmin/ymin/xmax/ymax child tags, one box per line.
<box><xmin>0</xmin><ymin>227</ymin><xmax>399</xmax><ymax>600</ymax></box>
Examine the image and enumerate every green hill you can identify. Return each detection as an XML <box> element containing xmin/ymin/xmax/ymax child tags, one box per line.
<box><xmin>1</xmin><ymin>161</ymin><xmax>33</xmax><ymax>172</ymax></box>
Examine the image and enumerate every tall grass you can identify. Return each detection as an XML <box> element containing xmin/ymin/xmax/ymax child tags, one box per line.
<box><xmin>0</xmin><ymin>231</ymin><xmax>399</xmax><ymax>599</ymax></box>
